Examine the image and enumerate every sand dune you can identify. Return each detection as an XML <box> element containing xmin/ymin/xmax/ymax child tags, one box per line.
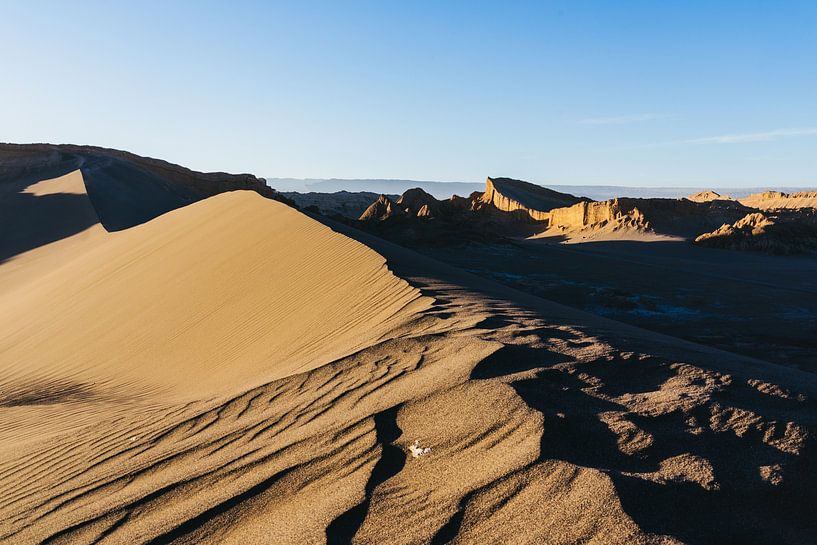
<box><xmin>1</xmin><ymin>165</ymin><xmax>816</xmax><ymax>544</ymax></box>
<box><xmin>1</xmin><ymin>189</ymin><xmax>427</xmax><ymax>395</ymax></box>
<box><xmin>0</xmin><ymin>170</ymin><xmax>107</xmax><ymax>296</ymax></box>
<box><xmin>0</xmin><ymin>176</ymin><xmax>430</xmax><ymax>447</ymax></box>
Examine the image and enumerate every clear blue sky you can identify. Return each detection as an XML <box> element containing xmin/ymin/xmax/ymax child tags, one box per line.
<box><xmin>2</xmin><ymin>1</ymin><xmax>815</xmax><ymax>187</ymax></box>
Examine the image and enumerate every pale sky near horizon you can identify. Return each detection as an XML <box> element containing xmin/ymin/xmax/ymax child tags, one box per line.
<box><xmin>1</xmin><ymin>1</ymin><xmax>816</xmax><ymax>187</ymax></box>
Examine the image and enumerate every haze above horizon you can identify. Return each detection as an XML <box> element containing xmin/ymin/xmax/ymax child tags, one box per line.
<box><xmin>1</xmin><ymin>1</ymin><xmax>815</xmax><ymax>187</ymax></box>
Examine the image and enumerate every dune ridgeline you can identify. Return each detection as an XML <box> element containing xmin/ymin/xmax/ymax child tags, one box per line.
<box><xmin>1</xmin><ymin>145</ymin><xmax>817</xmax><ymax>544</ymax></box>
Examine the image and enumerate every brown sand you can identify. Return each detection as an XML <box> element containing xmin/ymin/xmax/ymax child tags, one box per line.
<box><xmin>533</xmin><ymin>224</ymin><xmax>683</xmax><ymax>243</ymax></box>
<box><xmin>1</xmin><ymin>169</ymin><xmax>816</xmax><ymax>544</ymax></box>
<box><xmin>0</xmin><ymin>170</ymin><xmax>428</xmax><ymax>439</ymax></box>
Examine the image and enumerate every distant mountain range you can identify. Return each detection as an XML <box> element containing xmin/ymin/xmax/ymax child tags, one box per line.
<box><xmin>264</xmin><ymin>177</ymin><xmax>816</xmax><ymax>201</ymax></box>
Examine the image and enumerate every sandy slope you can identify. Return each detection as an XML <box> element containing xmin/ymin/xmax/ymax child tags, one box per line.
<box><xmin>0</xmin><ymin>171</ymin><xmax>430</xmax><ymax>441</ymax></box>
<box><xmin>1</xmin><ymin>168</ymin><xmax>816</xmax><ymax>544</ymax></box>
<box><xmin>0</xmin><ymin>171</ymin><xmax>107</xmax><ymax>296</ymax></box>
<box><xmin>532</xmin><ymin>225</ymin><xmax>683</xmax><ymax>243</ymax></box>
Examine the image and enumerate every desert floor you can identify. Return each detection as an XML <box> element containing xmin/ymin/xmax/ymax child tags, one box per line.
<box><xmin>424</xmin><ymin>236</ymin><xmax>817</xmax><ymax>371</ymax></box>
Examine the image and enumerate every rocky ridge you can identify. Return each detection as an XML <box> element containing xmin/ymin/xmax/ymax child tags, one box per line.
<box><xmin>740</xmin><ymin>191</ymin><xmax>817</xmax><ymax>210</ymax></box>
<box><xmin>694</xmin><ymin>211</ymin><xmax>817</xmax><ymax>254</ymax></box>
<box><xmin>0</xmin><ymin>143</ymin><xmax>290</xmax><ymax>231</ymax></box>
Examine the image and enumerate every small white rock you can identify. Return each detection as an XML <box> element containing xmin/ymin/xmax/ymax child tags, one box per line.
<box><xmin>409</xmin><ymin>439</ymin><xmax>431</xmax><ymax>458</ymax></box>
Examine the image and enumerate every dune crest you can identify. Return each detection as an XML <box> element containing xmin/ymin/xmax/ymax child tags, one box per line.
<box><xmin>0</xmin><ymin>191</ymin><xmax>430</xmax><ymax>404</ymax></box>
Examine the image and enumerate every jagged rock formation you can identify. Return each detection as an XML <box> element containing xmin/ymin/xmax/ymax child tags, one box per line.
<box><xmin>360</xmin><ymin>188</ymin><xmax>445</xmax><ymax>221</ymax></box>
<box><xmin>740</xmin><ymin>191</ymin><xmax>817</xmax><ymax>210</ymax></box>
<box><xmin>482</xmin><ymin>177</ymin><xmax>583</xmax><ymax>221</ymax></box>
<box><xmin>696</xmin><ymin>212</ymin><xmax>775</xmax><ymax>242</ymax></box>
<box><xmin>686</xmin><ymin>190</ymin><xmax>731</xmax><ymax>203</ymax></box>
<box><xmin>360</xmin><ymin>179</ymin><xmax>582</xmax><ymax>225</ymax></box>
<box><xmin>356</xmin><ymin>178</ymin><xmax>756</xmax><ymax>243</ymax></box>
<box><xmin>285</xmin><ymin>191</ymin><xmax>399</xmax><ymax>219</ymax></box>
<box><xmin>0</xmin><ymin>143</ymin><xmax>287</xmax><ymax>231</ymax></box>
<box><xmin>357</xmin><ymin>187</ymin><xmax>530</xmax><ymax>246</ymax></box>
<box><xmin>360</xmin><ymin>194</ymin><xmax>397</xmax><ymax>221</ymax></box>
<box><xmin>448</xmin><ymin>192</ymin><xmax>481</xmax><ymax>211</ymax></box>
<box><xmin>544</xmin><ymin>196</ymin><xmax>753</xmax><ymax>240</ymax></box>
<box><xmin>396</xmin><ymin>187</ymin><xmax>442</xmax><ymax>217</ymax></box>
<box><xmin>694</xmin><ymin>211</ymin><xmax>817</xmax><ymax>254</ymax></box>
<box><xmin>547</xmin><ymin>198</ymin><xmax>650</xmax><ymax>232</ymax></box>
<box><xmin>620</xmin><ymin>198</ymin><xmax>751</xmax><ymax>237</ymax></box>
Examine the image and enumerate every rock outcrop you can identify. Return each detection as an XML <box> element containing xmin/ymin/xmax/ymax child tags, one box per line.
<box><xmin>547</xmin><ymin>198</ymin><xmax>649</xmax><ymax>232</ymax></box>
<box><xmin>687</xmin><ymin>190</ymin><xmax>731</xmax><ymax>203</ymax></box>
<box><xmin>0</xmin><ymin>143</ymin><xmax>288</xmax><ymax>231</ymax></box>
<box><xmin>359</xmin><ymin>194</ymin><xmax>396</xmax><ymax>221</ymax></box>
<box><xmin>356</xmin><ymin>178</ymin><xmax>756</xmax><ymax>242</ymax></box>
<box><xmin>740</xmin><ymin>191</ymin><xmax>817</xmax><ymax>210</ymax></box>
<box><xmin>359</xmin><ymin>188</ymin><xmax>442</xmax><ymax>221</ymax></box>
<box><xmin>283</xmin><ymin>191</ymin><xmax>398</xmax><ymax>219</ymax></box>
<box><xmin>696</xmin><ymin>212</ymin><xmax>774</xmax><ymax>240</ymax></box>
<box><xmin>396</xmin><ymin>188</ymin><xmax>441</xmax><ymax>217</ymax></box>
<box><xmin>0</xmin><ymin>143</ymin><xmax>275</xmax><ymax>196</ymax></box>
<box><xmin>694</xmin><ymin>211</ymin><xmax>817</xmax><ymax>254</ymax></box>
<box><xmin>360</xmin><ymin>179</ymin><xmax>584</xmax><ymax>225</ymax></box>
<box><xmin>482</xmin><ymin>177</ymin><xmax>583</xmax><ymax>221</ymax></box>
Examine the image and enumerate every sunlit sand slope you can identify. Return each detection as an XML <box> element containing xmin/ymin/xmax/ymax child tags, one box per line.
<box><xmin>1</xmin><ymin>170</ymin><xmax>816</xmax><ymax>545</ymax></box>
<box><xmin>0</xmin><ymin>188</ymin><xmax>429</xmax><ymax>401</ymax></box>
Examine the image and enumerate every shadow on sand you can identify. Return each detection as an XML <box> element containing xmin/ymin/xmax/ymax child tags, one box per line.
<box><xmin>313</xmin><ymin>213</ymin><xmax>817</xmax><ymax>544</ymax></box>
<box><xmin>0</xmin><ymin>166</ymin><xmax>98</xmax><ymax>264</ymax></box>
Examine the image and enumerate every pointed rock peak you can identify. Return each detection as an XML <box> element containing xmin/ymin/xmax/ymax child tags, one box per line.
<box><xmin>359</xmin><ymin>194</ymin><xmax>395</xmax><ymax>221</ymax></box>
<box><xmin>397</xmin><ymin>187</ymin><xmax>439</xmax><ymax>206</ymax></box>
<box><xmin>734</xmin><ymin>212</ymin><xmax>775</xmax><ymax>229</ymax></box>
<box><xmin>687</xmin><ymin>190</ymin><xmax>730</xmax><ymax>203</ymax></box>
<box><xmin>396</xmin><ymin>187</ymin><xmax>440</xmax><ymax>217</ymax></box>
